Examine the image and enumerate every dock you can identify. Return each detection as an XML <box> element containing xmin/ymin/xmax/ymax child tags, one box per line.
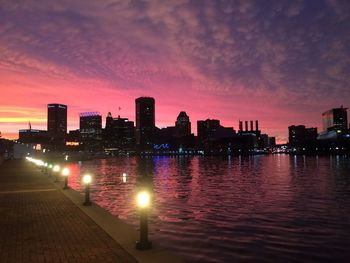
<box><xmin>0</xmin><ymin>159</ymin><xmax>183</xmax><ymax>263</ymax></box>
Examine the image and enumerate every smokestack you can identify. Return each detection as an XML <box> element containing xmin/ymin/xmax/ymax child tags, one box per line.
<box><xmin>239</xmin><ymin>121</ymin><xmax>243</xmax><ymax>132</ymax></box>
<box><xmin>245</xmin><ymin>121</ymin><xmax>248</xmax><ymax>131</ymax></box>
<box><xmin>250</xmin><ymin>120</ymin><xmax>253</xmax><ymax>131</ymax></box>
<box><xmin>256</xmin><ymin>120</ymin><xmax>259</xmax><ymax>131</ymax></box>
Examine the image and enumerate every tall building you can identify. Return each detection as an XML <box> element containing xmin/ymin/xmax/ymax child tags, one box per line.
<box><xmin>135</xmin><ymin>97</ymin><xmax>155</xmax><ymax>149</ymax></box>
<box><xmin>47</xmin><ymin>103</ymin><xmax>67</xmax><ymax>143</ymax></box>
<box><xmin>104</xmin><ymin>113</ymin><xmax>135</xmax><ymax>149</ymax></box>
<box><xmin>322</xmin><ymin>106</ymin><xmax>348</xmax><ymax>132</ymax></box>
<box><xmin>80</xmin><ymin>112</ymin><xmax>102</xmax><ymax>138</ymax></box>
<box><xmin>175</xmin><ymin>111</ymin><xmax>191</xmax><ymax>137</ymax></box>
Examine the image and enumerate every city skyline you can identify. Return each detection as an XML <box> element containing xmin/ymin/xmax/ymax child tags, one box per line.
<box><xmin>1</xmin><ymin>1</ymin><xmax>350</xmax><ymax>143</ymax></box>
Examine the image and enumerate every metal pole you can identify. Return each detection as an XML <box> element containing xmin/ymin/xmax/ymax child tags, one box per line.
<box><xmin>83</xmin><ymin>184</ymin><xmax>91</xmax><ymax>206</ymax></box>
<box><xmin>136</xmin><ymin>209</ymin><xmax>152</xmax><ymax>250</ymax></box>
<box><xmin>63</xmin><ymin>177</ymin><xmax>69</xmax><ymax>189</ymax></box>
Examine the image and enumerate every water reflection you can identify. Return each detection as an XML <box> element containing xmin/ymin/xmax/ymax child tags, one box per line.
<box><xmin>67</xmin><ymin>155</ymin><xmax>350</xmax><ymax>262</ymax></box>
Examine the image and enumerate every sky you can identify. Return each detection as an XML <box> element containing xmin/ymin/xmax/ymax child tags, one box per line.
<box><xmin>0</xmin><ymin>0</ymin><xmax>350</xmax><ymax>143</ymax></box>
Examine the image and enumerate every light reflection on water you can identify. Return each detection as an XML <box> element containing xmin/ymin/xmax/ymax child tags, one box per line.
<box><xmin>68</xmin><ymin>155</ymin><xmax>350</xmax><ymax>262</ymax></box>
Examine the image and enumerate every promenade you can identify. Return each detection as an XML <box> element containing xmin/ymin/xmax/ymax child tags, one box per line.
<box><xmin>0</xmin><ymin>160</ymin><xmax>183</xmax><ymax>263</ymax></box>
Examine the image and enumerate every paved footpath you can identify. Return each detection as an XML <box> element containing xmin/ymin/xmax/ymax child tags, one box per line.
<box><xmin>0</xmin><ymin>159</ymin><xmax>138</xmax><ymax>263</ymax></box>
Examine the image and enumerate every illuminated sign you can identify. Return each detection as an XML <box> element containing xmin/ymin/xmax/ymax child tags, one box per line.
<box><xmin>35</xmin><ymin>144</ymin><xmax>42</xmax><ymax>150</ymax></box>
<box><xmin>66</xmin><ymin>142</ymin><xmax>79</xmax><ymax>146</ymax></box>
<box><xmin>154</xmin><ymin>143</ymin><xmax>170</xmax><ymax>150</ymax></box>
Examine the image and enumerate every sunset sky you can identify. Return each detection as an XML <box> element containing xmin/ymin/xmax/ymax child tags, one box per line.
<box><xmin>1</xmin><ymin>0</ymin><xmax>349</xmax><ymax>143</ymax></box>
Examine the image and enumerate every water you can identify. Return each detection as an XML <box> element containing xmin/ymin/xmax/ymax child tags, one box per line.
<box><xmin>67</xmin><ymin>155</ymin><xmax>350</xmax><ymax>262</ymax></box>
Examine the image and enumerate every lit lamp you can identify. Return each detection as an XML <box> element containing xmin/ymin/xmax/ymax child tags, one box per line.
<box><xmin>53</xmin><ymin>165</ymin><xmax>60</xmax><ymax>172</ymax></box>
<box><xmin>82</xmin><ymin>174</ymin><xmax>92</xmax><ymax>206</ymax></box>
<box><xmin>122</xmin><ymin>172</ymin><xmax>127</xmax><ymax>183</ymax></box>
<box><xmin>136</xmin><ymin>190</ymin><xmax>152</xmax><ymax>250</ymax></box>
<box><xmin>62</xmin><ymin>167</ymin><xmax>70</xmax><ymax>189</ymax></box>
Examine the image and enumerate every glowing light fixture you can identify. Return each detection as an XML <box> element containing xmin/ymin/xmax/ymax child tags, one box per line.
<box><xmin>62</xmin><ymin>167</ymin><xmax>70</xmax><ymax>176</ymax></box>
<box><xmin>137</xmin><ymin>191</ymin><xmax>150</xmax><ymax>208</ymax></box>
<box><xmin>53</xmin><ymin>165</ymin><xmax>60</xmax><ymax>172</ymax></box>
<box><xmin>82</xmin><ymin>174</ymin><xmax>92</xmax><ymax>206</ymax></box>
<box><xmin>83</xmin><ymin>174</ymin><xmax>92</xmax><ymax>185</ymax></box>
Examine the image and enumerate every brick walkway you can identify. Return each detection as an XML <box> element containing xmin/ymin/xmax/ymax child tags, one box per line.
<box><xmin>0</xmin><ymin>160</ymin><xmax>138</xmax><ymax>263</ymax></box>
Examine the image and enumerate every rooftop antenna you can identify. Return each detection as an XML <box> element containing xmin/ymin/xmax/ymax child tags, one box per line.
<box><xmin>118</xmin><ymin>107</ymin><xmax>121</xmax><ymax>118</ymax></box>
<box><xmin>28</xmin><ymin>121</ymin><xmax>32</xmax><ymax>130</ymax></box>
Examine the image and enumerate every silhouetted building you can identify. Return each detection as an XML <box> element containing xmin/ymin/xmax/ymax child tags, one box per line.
<box><xmin>288</xmin><ymin>125</ymin><xmax>317</xmax><ymax>147</ymax></box>
<box><xmin>175</xmin><ymin>111</ymin><xmax>191</xmax><ymax>137</ymax></box>
<box><xmin>18</xmin><ymin>129</ymin><xmax>48</xmax><ymax>144</ymax></box>
<box><xmin>47</xmin><ymin>103</ymin><xmax>67</xmax><ymax>145</ymax></box>
<box><xmin>268</xmin><ymin>137</ymin><xmax>276</xmax><ymax>147</ymax></box>
<box><xmin>48</xmin><ymin>104</ymin><xmax>67</xmax><ymax>135</ymax></box>
<box><xmin>80</xmin><ymin>112</ymin><xmax>102</xmax><ymax>149</ymax></box>
<box><xmin>322</xmin><ymin>106</ymin><xmax>348</xmax><ymax>132</ymax></box>
<box><xmin>135</xmin><ymin>97</ymin><xmax>155</xmax><ymax>150</ymax></box>
<box><xmin>104</xmin><ymin>113</ymin><xmax>135</xmax><ymax>150</ymax></box>
<box><xmin>197</xmin><ymin>119</ymin><xmax>235</xmax><ymax>148</ymax></box>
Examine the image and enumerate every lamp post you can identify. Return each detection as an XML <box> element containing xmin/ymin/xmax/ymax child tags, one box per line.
<box><xmin>44</xmin><ymin>163</ymin><xmax>48</xmax><ymax>174</ymax></box>
<box><xmin>136</xmin><ymin>190</ymin><xmax>152</xmax><ymax>250</ymax></box>
<box><xmin>48</xmin><ymin>164</ymin><xmax>53</xmax><ymax>176</ymax></box>
<box><xmin>82</xmin><ymin>174</ymin><xmax>92</xmax><ymax>206</ymax></box>
<box><xmin>62</xmin><ymin>167</ymin><xmax>70</xmax><ymax>189</ymax></box>
<box><xmin>53</xmin><ymin>164</ymin><xmax>60</xmax><ymax>182</ymax></box>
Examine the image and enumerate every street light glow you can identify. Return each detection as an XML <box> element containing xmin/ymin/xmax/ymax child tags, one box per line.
<box><xmin>83</xmin><ymin>174</ymin><xmax>92</xmax><ymax>184</ymax></box>
<box><xmin>62</xmin><ymin>167</ymin><xmax>70</xmax><ymax>176</ymax></box>
<box><xmin>137</xmin><ymin>191</ymin><xmax>150</xmax><ymax>208</ymax></box>
<box><xmin>53</xmin><ymin>165</ymin><xmax>60</xmax><ymax>172</ymax></box>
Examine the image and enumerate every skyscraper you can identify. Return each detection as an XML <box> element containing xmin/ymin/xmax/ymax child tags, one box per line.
<box><xmin>135</xmin><ymin>97</ymin><xmax>155</xmax><ymax>149</ymax></box>
<box><xmin>175</xmin><ymin>111</ymin><xmax>191</xmax><ymax>137</ymax></box>
<box><xmin>79</xmin><ymin>112</ymin><xmax>102</xmax><ymax>150</ymax></box>
<box><xmin>104</xmin><ymin>112</ymin><xmax>135</xmax><ymax>149</ymax></box>
<box><xmin>47</xmin><ymin>103</ymin><xmax>67</xmax><ymax>143</ymax></box>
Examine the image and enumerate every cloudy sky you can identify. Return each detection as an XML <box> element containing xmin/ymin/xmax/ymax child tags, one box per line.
<box><xmin>0</xmin><ymin>0</ymin><xmax>349</xmax><ymax>142</ymax></box>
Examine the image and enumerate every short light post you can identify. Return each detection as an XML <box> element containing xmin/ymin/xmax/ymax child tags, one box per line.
<box><xmin>62</xmin><ymin>167</ymin><xmax>70</xmax><ymax>189</ymax></box>
<box><xmin>136</xmin><ymin>190</ymin><xmax>152</xmax><ymax>250</ymax></box>
<box><xmin>48</xmin><ymin>164</ymin><xmax>53</xmax><ymax>176</ymax></box>
<box><xmin>53</xmin><ymin>165</ymin><xmax>60</xmax><ymax>182</ymax></box>
<box><xmin>82</xmin><ymin>174</ymin><xmax>92</xmax><ymax>206</ymax></box>
<box><xmin>44</xmin><ymin>163</ymin><xmax>49</xmax><ymax>174</ymax></box>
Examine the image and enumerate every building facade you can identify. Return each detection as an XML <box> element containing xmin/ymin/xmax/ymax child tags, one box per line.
<box><xmin>322</xmin><ymin>106</ymin><xmax>348</xmax><ymax>132</ymax></box>
<box><xmin>288</xmin><ymin>125</ymin><xmax>318</xmax><ymax>146</ymax></box>
<box><xmin>135</xmin><ymin>97</ymin><xmax>155</xmax><ymax>150</ymax></box>
<box><xmin>79</xmin><ymin>112</ymin><xmax>102</xmax><ymax>149</ymax></box>
<box><xmin>104</xmin><ymin>113</ymin><xmax>135</xmax><ymax>150</ymax></box>
<box><xmin>175</xmin><ymin>111</ymin><xmax>191</xmax><ymax>137</ymax></box>
<box><xmin>47</xmin><ymin>103</ymin><xmax>67</xmax><ymax>145</ymax></box>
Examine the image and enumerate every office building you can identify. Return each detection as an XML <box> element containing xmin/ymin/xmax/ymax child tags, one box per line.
<box><xmin>322</xmin><ymin>106</ymin><xmax>348</xmax><ymax>132</ymax></box>
<box><xmin>18</xmin><ymin>129</ymin><xmax>48</xmax><ymax>144</ymax></box>
<box><xmin>47</xmin><ymin>103</ymin><xmax>67</xmax><ymax>144</ymax></box>
<box><xmin>175</xmin><ymin>111</ymin><xmax>191</xmax><ymax>137</ymax></box>
<box><xmin>80</xmin><ymin>112</ymin><xmax>102</xmax><ymax>143</ymax></box>
<box><xmin>80</xmin><ymin>112</ymin><xmax>102</xmax><ymax>134</ymax></box>
<box><xmin>197</xmin><ymin>119</ymin><xmax>235</xmax><ymax>144</ymax></box>
<box><xmin>135</xmin><ymin>97</ymin><xmax>155</xmax><ymax>149</ymax></box>
<box><xmin>104</xmin><ymin>113</ymin><xmax>135</xmax><ymax>149</ymax></box>
<box><xmin>288</xmin><ymin>125</ymin><xmax>317</xmax><ymax>146</ymax></box>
